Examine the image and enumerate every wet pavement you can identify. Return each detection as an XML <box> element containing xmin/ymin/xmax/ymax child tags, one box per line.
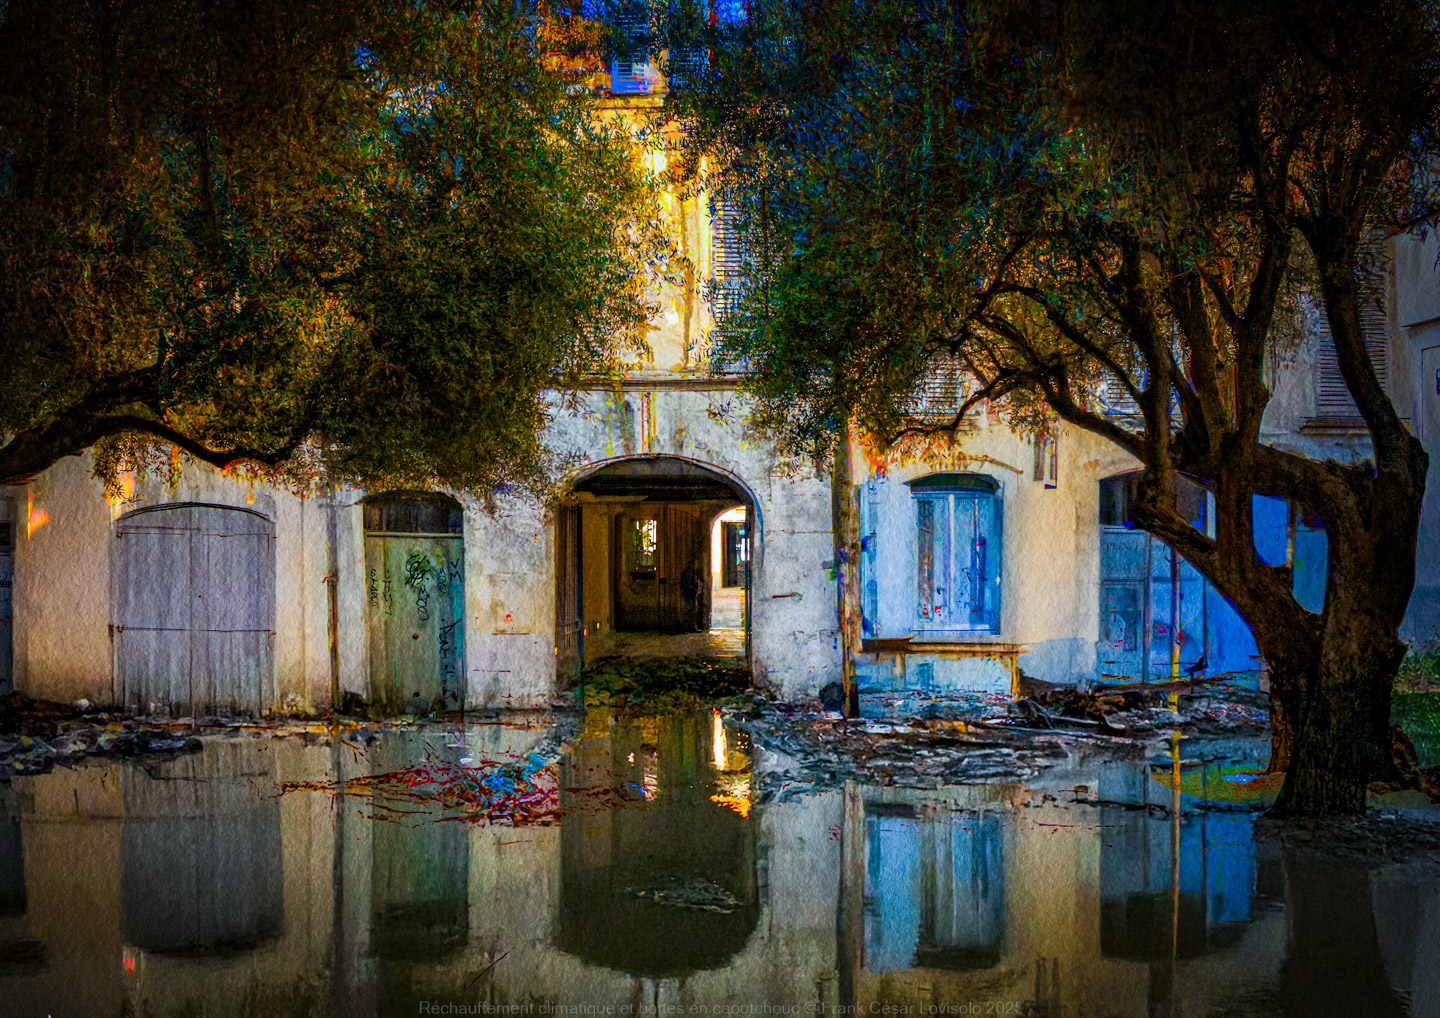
<box><xmin>2</xmin><ymin>698</ymin><xmax>1440</xmax><ymax>1017</ymax></box>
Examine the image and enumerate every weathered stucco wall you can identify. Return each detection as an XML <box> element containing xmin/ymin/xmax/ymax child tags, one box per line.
<box><xmin>22</xmin><ymin>236</ymin><xmax>1440</xmax><ymax>710</ymax></box>
<box><xmin>540</xmin><ymin>385</ymin><xmax>841</xmax><ymax>700</ymax></box>
<box><xmin>854</xmin><ymin>414</ymin><xmax>1127</xmax><ymax>691</ymax></box>
<box><xmin>11</xmin><ymin>457</ymin><xmax>126</xmax><ymax>704</ymax></box>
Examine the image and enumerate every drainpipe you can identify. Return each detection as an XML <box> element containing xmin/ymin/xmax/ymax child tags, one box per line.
<box><xmin>326</xmin><ymin>488</ymin><xmax>340</xmax><ymax>714</ymax></box>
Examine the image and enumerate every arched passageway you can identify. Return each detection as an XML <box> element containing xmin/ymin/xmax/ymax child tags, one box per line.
<box><xmin>555</xmin><ymin>456</ymin><xmax>756</xmax><ymax>677</ymax></box>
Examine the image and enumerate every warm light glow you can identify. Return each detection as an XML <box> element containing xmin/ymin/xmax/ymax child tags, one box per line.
<box><xmin>107</xmin><ymin>471</ymin><xmax>136</xmax><ymax>520</ymax></box>
<box><xmin>643</xmin><ymin>756</ymin><xmax>658</xmax><ymax>800</ymax></box>
<box><xmin>712</xmin><ymin>709</ymin><xmax>727</xmax><ymax>770</ymax></box>
<box><xmin>26</xmin><ymin>488</ymin><xmax>47</xmax><ymax>537</ymax></box>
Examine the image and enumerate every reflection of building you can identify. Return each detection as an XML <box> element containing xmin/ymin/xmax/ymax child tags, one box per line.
<box><xmin>863</xmin><ymin>806</ymin><xmax>1005</xmax><ymax>973</ymax></box>
<box><xmin>1097</xmin><ymin>762</ymin><xmax>1257</xmax><ymax>970</ymax></box>
<box><xmin>120</xmin><ymin>742</ymin><xmax>284</xmax><ymax>955</ymax></box>
<box><xmin>7</xmin><ymin>728</ymin><xmax>1440</xmax><ymax>1015</ymax></box>
<box><xmin>841</xmin><ymin>780</ymin><xmax>1297</xmax><ymax>1018</ymax></box>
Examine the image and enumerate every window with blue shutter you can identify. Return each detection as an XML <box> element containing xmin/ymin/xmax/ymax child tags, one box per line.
<box><xmin>910</xmin><ymin>474</ymin><xmax>1002</xmax><ymax>633</ymax></box>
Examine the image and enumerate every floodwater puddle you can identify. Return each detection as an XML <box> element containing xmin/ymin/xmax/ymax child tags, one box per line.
<box><xmin>1</xmin><ymin>707</ymin><xmax>1438</xmax><ymax>1017</ymax></box>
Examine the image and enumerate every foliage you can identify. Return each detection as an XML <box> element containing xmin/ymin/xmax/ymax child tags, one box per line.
<box><xmin>1392</xmin><ymin>692</ymin><xmax>1440</xmax><ymax>767</ymax></box>
<box><xmin>1397</xmin><ymin>645</ymin><xmax>1440</xmax><ymax>693</ymax></box>
<box><xmin>661</xmin><ymin>0</ymin><xmax>1439</xmax><ymax>464</ymax></box>
<box><xmin>0</xmin><ymin>0</ymin><xmax>665</xmax><ymax>496</ymax></box>
<box><xmin>581</xmin><ymin>654</ymin><xmax>751</xmax><ymax>713</ymax></box>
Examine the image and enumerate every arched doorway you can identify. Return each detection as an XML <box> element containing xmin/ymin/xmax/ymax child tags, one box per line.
<box><xmin>555</xmin><ymin>456</ymin><xmax>756</xmax><ymax>677</ymax></box>
<box><xmin>361</xmin><ymin>492</ymin><xmax>465</xmax><ymax>713</ymax></box>
<box><xmin>114</xmin><ymin>503</ymin><xmax>276</xmax><ymax>714</ymax></box>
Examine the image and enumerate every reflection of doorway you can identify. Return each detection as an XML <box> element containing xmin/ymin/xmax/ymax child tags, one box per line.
<box><xmin>556</xmin><ymin>708</ymin><xmax>758</xmax><ymax>976</ymax></box>
<box><xmin>362</xmin><ymin>493</ymin><xmax>464</xmax><ymax>712</ymax></box>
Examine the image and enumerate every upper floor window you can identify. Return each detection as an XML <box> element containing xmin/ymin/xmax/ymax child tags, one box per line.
<box><xmin>1098</xmin><ymin>472</ymin><xmax>1206</xmax><ymax>531</ymax></box>
<box><xmin>910</xmin><ymin>474</ymin><xmax>1001</xmax><ymax>633</ymax></box>
<box><xmin>607</xmin><ymin>1</ymin><xmax>654</xmax><ymax>94</ymax></box>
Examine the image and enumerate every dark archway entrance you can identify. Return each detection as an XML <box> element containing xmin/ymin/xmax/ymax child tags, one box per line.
<box><xmin>555</xmin><ymin>457</ymin><xmax>755</xmax><ymax>679</ymax></box>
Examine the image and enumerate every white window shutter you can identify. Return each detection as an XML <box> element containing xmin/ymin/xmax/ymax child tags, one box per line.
<box><xmin>609</xmin><ymin>8</ymin><xmax>651</xmax><ymax>94</ymax></box>
<box><xmin>1313</xmin><ymin>238</ymin><xmax>1390</xmax><ymax>420</ymax></box>
<box><xmin>903</xmin><ymin>353</ymin><xmax>975</xmax><ymax>428</ymax></box>
<box><xmin>708</xmin><ymin>198</ymin><xmax>749</xmax><ymax>373</ymax></box>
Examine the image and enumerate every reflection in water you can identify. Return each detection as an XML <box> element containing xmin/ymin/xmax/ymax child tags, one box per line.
<box><xmin>864</xmin><ymin>806</ymin><xmax>1004</xmax><ymax>973</ymax></box>
<box><xmin>556</xmin><ymin>708</ymin><xmax>760</xmax><ymax>977</ymax></box>
<box><xmin>1098</xmin><ymin>761</ymin><xmax>1256</xmax><ymax>962</ymax></box>
<box><xmin>369</xmin><ymin>734</ymin><xmax>470</xmax><ymax>961</ymax></box>
<box><xmin>121</xmin><ymin>742</ymin><xmax>283</xmax><ymax>955</ymax></box>
<box><xmin>0</xmin><ymin>719</ymin><xmax>1438</xmax><ymax>1017</ymax></box>
<box><xmin>0</xmin><ymin>809</ymin><xmax>23</xmax><ymax>919</ymax></box>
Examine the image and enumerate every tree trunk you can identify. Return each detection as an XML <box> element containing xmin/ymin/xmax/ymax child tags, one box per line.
<box><xmin>831</xmin><ymin>426</ymin><xmax>861</xmax><ymax>718</ymax></box>
<box><xmin>1271</xmin><ymin>638</ymin><xmax>1400</xmax><ymax>816</ymax></box>
<box><xmin>1266</xmin><ymin>679</ymin><xmax>1295</xmax><ymax>776</ymax></box>
<box><xmin>1247</xmin><ymin>584</ymin><xmax>1406</xmax><ymax>813</ymax></box>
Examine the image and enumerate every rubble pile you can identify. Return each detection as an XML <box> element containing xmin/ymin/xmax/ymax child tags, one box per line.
<box><xmin>725</xmin><ymin>695</ymin><xmax>1079</xmax><ymax>801</ymax></box>
<box><xmin>0</xmin><ymin>710</ymin><xmax>204</xmax><ymax>777</ymax></box>
<box><xmin>0</xmin><ymin>727</ymin><xmax>203</xmax><ymax>776</ymax></box>
<box><xmin>719</xmin><ymin>682</ymin><xmax>1281</xmax><ymax>803</ymax></box>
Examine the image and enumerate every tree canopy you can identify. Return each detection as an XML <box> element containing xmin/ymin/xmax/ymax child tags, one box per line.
<box><xmin>0</xmin><ymin>0</ymin><xmax>665</xmax><ymax>495</ymax></box>
<box><xmin>660</xmin><ymin>0</ymin><xmax>1440</xmax><ymax>812</ymax></box>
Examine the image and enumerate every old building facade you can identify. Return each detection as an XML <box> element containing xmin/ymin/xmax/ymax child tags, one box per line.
<box><xmin>2</xmin><ymin>37</ymin><xmax>1438</xmax><ymax>715</ymax></box>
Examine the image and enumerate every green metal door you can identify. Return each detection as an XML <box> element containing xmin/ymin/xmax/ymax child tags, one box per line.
<box><xmin>364</xmin><ymin>533</ymin><xmax>464</xmax><ymax>712</ymax></box>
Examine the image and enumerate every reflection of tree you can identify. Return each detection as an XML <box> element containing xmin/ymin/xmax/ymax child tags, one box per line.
<box><xmin>0</xmin><ymin>812</ymin><xmax>23</xmax><ymax>918</ymax></box>
<box><xmin>1279</xmin><ymin>852</ymin><xmax>1406</xmax><ymax>1018</ymax></box>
